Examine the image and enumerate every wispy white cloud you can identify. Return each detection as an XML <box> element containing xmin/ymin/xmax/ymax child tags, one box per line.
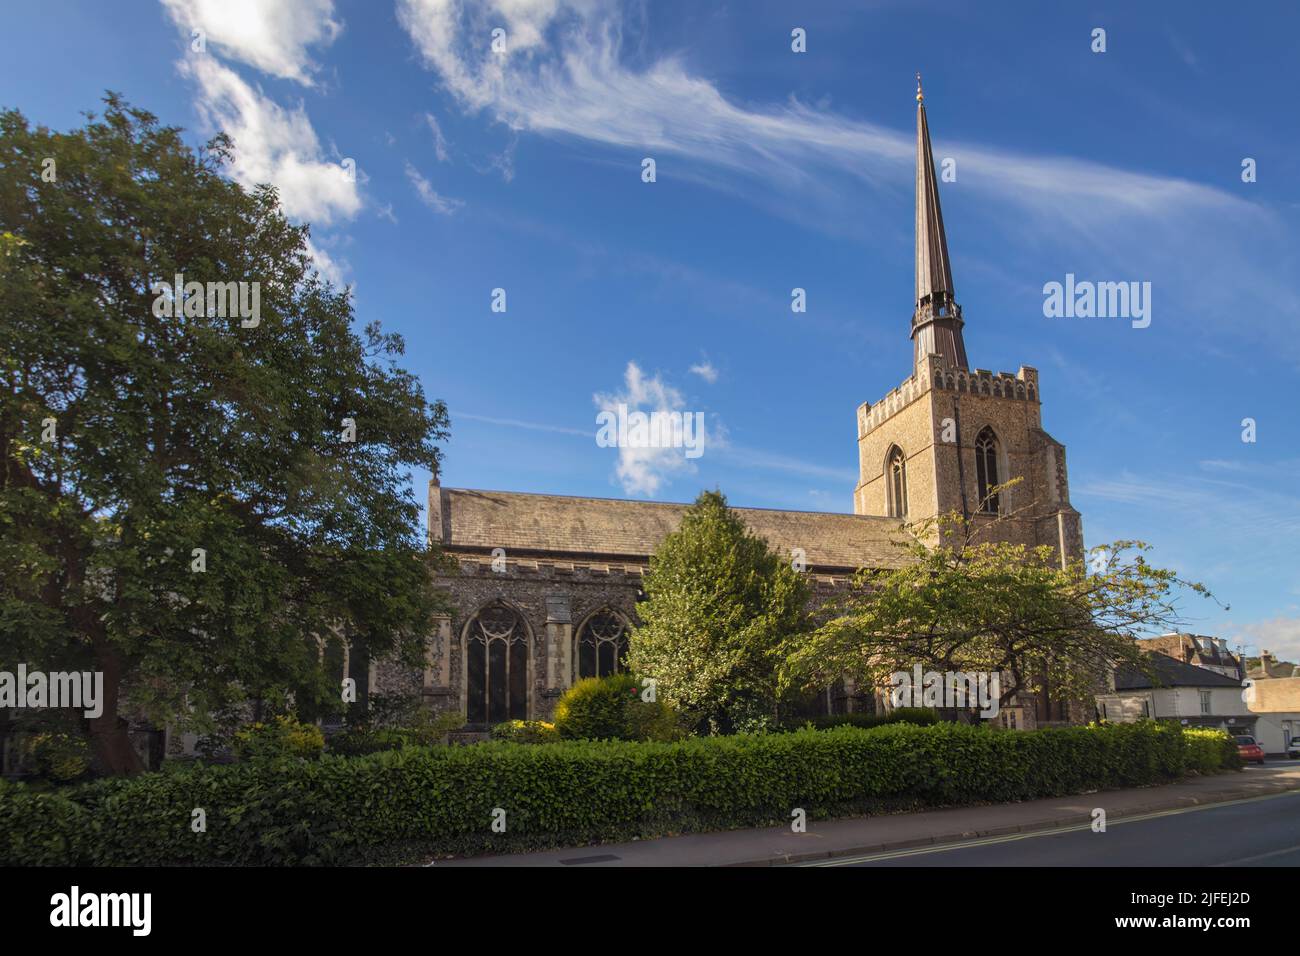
<box><xmin>715</xmin><ymin>445</ymin><xmax>857</xmax><ymax>485</ymax></box>
<box><xmin>161</xmin><ymin>0</ymin><xmax>342</xmax><ymax>86</ymax></box>
<box><xmin>1076</xmin><ymin>469</ymin><xmax>1300</xmax><ymax>612</ymax></box>
<box><xmin>303</xmin><ymin>235</ymin><xmax>349</xmax><ymax>287</ymax></box>
<box><xmin>181</xmin><ymin>57</ymin><xmax>363</xmax><ymax>225</ymax></box>
<box><xmin>423</xmin><ymin>111</ymin><xmax>451</xmax><ymax>161</ymax></box>
<box><xmin>456</xmin><ymin>406</ymin><xmax>858</xmax><ymax>491</ymax></box>
<box><xmin>1231</xmin><ymin>617</ymin><xmax>1300</xmax><ymax>662</ymax></box>
<box><xmin>404</xmin><ymin>160</ymin><xmax>464</xmax><ymax>214</ymax></box>
<box><xmin>395</xmin><ymin>0</ymin><xmax>1298</xmax><ymax>354</ymax></box>
<box><xmin>1198</xmin><ymin>458</ymin><xmax>1300</xmax><ymax>480</ymax></box>
<box><xmin>163</xmin><ymin>0</ymin><xmax>361</xmax><ymax>284</ymax></box>
<box><xmin>453</xmin><ymin>411</ymin><xmax>589</xmax><ymax>437</ymax></box>
<box><xmin>394</xmin><ymin>0</ymin><xmax>1261</xmax><ymax>222</ymax></box>
<box><xmin>689</xmin><ymin>361</ymin><xmax>718</xmax><ymax>384</ymax></box>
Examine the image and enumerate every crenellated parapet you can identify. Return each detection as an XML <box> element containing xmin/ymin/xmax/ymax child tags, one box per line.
<box><xmin>930</xmin><ymin>363</ymin><xmax>1038</xmax><ymax>402</ymax></box>
<box><xmin>857</xmin><ymin>371</ymin><xmax>929</xmax><ymax>438</ymax></box>
<box><xmin>857</xmin><ymin>355</ymin><xmax>1040</xmax><ymax>439</ymax></box>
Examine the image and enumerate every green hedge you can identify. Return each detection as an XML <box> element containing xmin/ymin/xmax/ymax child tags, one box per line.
<box><xmin>1183</xmin><ymin>726</ymin><xmax>1242</xmax><ymax>773</ymax></box>
<box><xmin>788</xmin><ymin>707</ymin><xmax>940</xmax><ymax>731</ymax></box>
<box><xmin>0</xmin><ymin>721</ymin><xmax>1238</xmax><ymax>866</ymax></box>
<box><xmin>490</xmin><ymin>720</ymin><xmax>560</xmax><ymax>744</ymax></box>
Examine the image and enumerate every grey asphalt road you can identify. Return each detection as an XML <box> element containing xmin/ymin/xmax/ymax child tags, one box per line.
<box><xmin>809</xmin><ymin>789</ymin><xmax>1300</xmax><ymax>867</ymax></box>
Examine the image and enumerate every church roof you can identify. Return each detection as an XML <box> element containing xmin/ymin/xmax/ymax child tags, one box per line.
<box><xmin>432</xmin><ymin>487</ymin><xmax>910</xmax><ymax>572</ymax></box>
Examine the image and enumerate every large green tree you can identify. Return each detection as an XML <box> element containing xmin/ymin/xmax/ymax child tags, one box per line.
<box><xmin>0</xmin><ymin>96</ymin><xmax>449</xmax><ymax>773</ymax></box>
<box><xmin>626</xmin><ymin>490</ymin><xmax>809</xmax><ymax>733</ymax></box>
<box><xmin>781</xmin><ymin>505</ymin><xmax>1218</xmax><ymax>717</ymax></box>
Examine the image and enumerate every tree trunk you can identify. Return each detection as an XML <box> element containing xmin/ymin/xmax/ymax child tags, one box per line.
<box><xmin>88</xmin><ymin>635</ymin><xmax>144</xmax><ymax>775</ymax></box>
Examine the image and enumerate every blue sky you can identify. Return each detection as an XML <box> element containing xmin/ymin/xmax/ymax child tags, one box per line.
<box><xmin>3</xmin><ymin>1</ymin><xmax>1298</xmax><ymax>659</ymax></box>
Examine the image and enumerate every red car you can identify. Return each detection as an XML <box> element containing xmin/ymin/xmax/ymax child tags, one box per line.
<box><xmin>1235</xmin><ymin>735</ymin><xmax>1266</xmax><ymax>765</ymax></box>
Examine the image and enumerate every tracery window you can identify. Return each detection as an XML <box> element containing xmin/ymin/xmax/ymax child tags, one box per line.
<box><xmin>465</xmin><ymin>603</ymin><xmax>528</xmax><ymax>725</ymax></box>
<box><xmin>886</xmin><ymin>445</ymin><xmax>908</xmax><ymax>518</ymax></box>
<box><xmin>575</xmin><ymin>608</ymin><xmax>629</xmax><ymax>680</ymax></box>
<box><xmin>975</xmin><ymin>427</ymin><xmax>1000</xmax><ymax>514</ymax></box>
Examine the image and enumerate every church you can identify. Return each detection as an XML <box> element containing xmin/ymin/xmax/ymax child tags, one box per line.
<box><xmin>382</xmin><ymin>83</ymin><xmax>1085</xmax><ymax>732</ymax></box>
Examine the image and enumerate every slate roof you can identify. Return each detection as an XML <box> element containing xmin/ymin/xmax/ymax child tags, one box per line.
<box><xmin>1114</xmin><ymin>652</ymin><xmax>1243</xmax><ymax>690</ymax></box>
<box><xmin>432</xmin><ymin>487</ymin><xmax>910</xmax><ymax>572</ymax></box>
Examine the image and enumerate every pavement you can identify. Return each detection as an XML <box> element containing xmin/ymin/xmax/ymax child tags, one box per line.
<box><xmin>813</xmin><ymin>787</ymin><xmax>1300</xmax><ymax>866</ymax></box>
<box><xmin>433</xmin><ymin>761</ymin><xmax>1300</xmax><ymax>867</ymax></box>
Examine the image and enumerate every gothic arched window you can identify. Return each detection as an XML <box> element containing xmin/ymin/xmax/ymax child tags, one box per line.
<box><xmin>576</xmin><ymin>608</ymin><xmax>629</xmax><ymax>681</ymax></box>
<box><xmin>975</xmin><ymin>427</ymin><xmax>1000</xmax><ymax>514</ymax></box>
<box><xmin>465</xmin><ymin>603</ymin><xmax>529</xmax><ymax>725</ymax></box>
<box><xmin>886</xmin><ymin>446</ymin><xmax>908</xmax><ymax>518</ymax></box>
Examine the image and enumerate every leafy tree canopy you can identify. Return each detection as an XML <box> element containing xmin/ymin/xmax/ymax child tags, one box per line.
<box><xmin>0</xmin><ymin>95</ymin><xmax>449</xmax><ymax>773</ymax></box>
<box><xmin>780</xmin><ymin>501</ymin><xmax>1218</xmax><ymax>716</ymax></box>
<box><xmin>627</xmin><ymin>490</ymin><xmax>809</xmax><ymax>733</ymax></box>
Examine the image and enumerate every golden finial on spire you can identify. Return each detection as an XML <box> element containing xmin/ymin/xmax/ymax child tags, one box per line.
<box><xmin>916</xmin><ymin>72</ymin><xmax>924</xmax><ymax>103</ymax></box>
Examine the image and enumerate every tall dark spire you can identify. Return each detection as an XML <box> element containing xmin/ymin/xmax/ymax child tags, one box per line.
<box><xmin>911</xmin><ymin>74</ymin><xmax>969</xmax><ymax>371</ymax></box>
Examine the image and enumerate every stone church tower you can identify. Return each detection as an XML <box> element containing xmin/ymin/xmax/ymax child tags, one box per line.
<box><xmin>853</xmin><ymin>79</ymin><xmax>1083</xmax><ymax>567</ymax></box>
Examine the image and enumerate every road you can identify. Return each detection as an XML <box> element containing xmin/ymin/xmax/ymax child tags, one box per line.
<box><xmin>806</xmin><ymin>787</ymin><xmax>1300</xmax><ymax>867</ymax></box>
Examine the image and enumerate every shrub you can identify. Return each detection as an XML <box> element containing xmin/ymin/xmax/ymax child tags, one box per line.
<box><xmin>625</xmin><ymin>699</ymin><xmax>686</xmax><ymax>742</ymax></box>
<box><xmin>889</xmin><ymin>707</ymin><xmax>941</xmax><ymax>726</ymax></box>
<box><xmin>0</xmin><ymin>721</ymin><xmax>1241</xmax><ymax>866</ymax></box>
<box><xmin>1183</xmin><ymin>727</ymin><xmax>1241</xmax><ymax>773</ymax></box>
<box><xmin>490</xmin><ymin>720</ymin><xmax>560</xmax><ymax>744</ymax></box>
<box><xmin>794</xmin><ymin>708</ymin><xmax>940</xmax><ymax>731</ymax></box>
<box><xmin>552</xmin><ymin>673</ymin><xmax>636</xmax><ymax>740</ymax></box>
<box><xmin>327</xmin><ymin>712</ymin><xmax>470</xmax><ymax>759</ymax></box>
<box><xmin>553</xmin><ymin>673</ymin><xmax>682</xmax><ymax>741</ymax></box>
<box><xmin>233</xmin><ymin>716</ymin><xmax>325</xmax><ymax>762</ymax></box>
<box><xmin>19</xmin><ymin>732</ymin><xmax>92</xmax><ymax>783</ymax></box>
<box><xmin>398</xmin><ymin>709</ymin><xmax>467</xmax><ymax>747</ymax></box>
<box><xmin>328</xmin><ymin>728</ymin><xmax>409</xmax><ymax>757</ymax></box>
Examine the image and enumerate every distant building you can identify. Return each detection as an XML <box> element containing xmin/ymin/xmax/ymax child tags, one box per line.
<box><xmin>1246</xmin><ymin>650</ymin><xmax>1300</xmax><ymax>680</ymax></box>
<box><xmin>1096</xmin><ymin>653</ymin><xmax>1255</xmax><ymax>735</ymax></box>
<box><xmin>1246</xmin><ymin>676</ymin><xmax>1300</xmax><ymax>755</ymax></box>
<box><xmin>1141</xmin><ymin>633</ymin><xmax>1243</xmax><ymax>681</ymax></box>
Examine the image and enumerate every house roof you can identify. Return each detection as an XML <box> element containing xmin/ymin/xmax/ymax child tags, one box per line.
<box><xmin>1115</xmin><ymin>652</ymin><xmax>1244</xmax><ymax>691</ymax></box>
<box><xmin>431</xmin><ymin>487</ymin><xmax>910</xmax><ymax>571</ymax></box>
<box><xmin>1140</xmin><ymin>633</ymin><xmax>1242</xmax><ymax>675</ymax></box>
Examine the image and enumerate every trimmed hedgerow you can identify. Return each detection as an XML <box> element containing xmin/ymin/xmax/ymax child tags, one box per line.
<box><xmin>0</xmin><ymin>721</ymin><xmax>1239</xmax><ymax>866</ymax></box>
<box><xmin>490</xmin><ymin>720</ymin><xmax>560</xmax><ymax>744</ymax></box>
<box><xmin>787</xmin><ymin>707</ymin><xmax>940</xmax><ymax>731</ymax></box>
<box><xmin>0</xmin><ymin>783</ymin><xmax>91</xmax><ymax>866</ymax></box>
<box><xmin>1183</xmin><ymin>726</ymin><xmax>1242</xmax><ymax>773</ymax></box>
